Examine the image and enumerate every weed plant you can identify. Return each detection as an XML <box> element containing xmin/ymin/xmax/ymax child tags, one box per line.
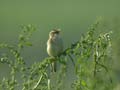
<box><xmin>0</xmin><ymin>20</ymin><xmax>113</xmax><ymax>90</ymax></box>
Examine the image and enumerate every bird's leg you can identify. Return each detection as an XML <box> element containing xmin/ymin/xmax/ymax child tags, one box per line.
<box><xmin>52</xmin><ymin>61</ymin><xmax>56</xmax><ymax>72</ymax></box>
<box><xmin>50</xmin><ymin>57</ymin><xmax>57</xmax><ymax>73</ymax></box>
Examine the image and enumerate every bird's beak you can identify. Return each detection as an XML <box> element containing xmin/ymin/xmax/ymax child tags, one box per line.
<box><xmin>52</xmin><ymin>29</ymin><xmax>61</xmax><ymax>33</ymax></box>
<box><xmin>56</xmin><ymin>29</ymin><xmax>61</xmax><ymax>33</ymax></box>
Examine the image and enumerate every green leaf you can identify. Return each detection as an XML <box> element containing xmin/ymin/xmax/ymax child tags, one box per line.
<box><xmin>81</xmin><ymin>80</ymin><xmax>87</xmax><ymax>87</ymax></box>
<box><xmin>25</xmin><ymin>42</ymin><xmax>32</xmax><ymax>46</ymax></box>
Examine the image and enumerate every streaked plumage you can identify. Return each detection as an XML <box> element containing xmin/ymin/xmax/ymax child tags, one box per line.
<box><xmin>47</xmin><ymin>29</ymin><xmax>63</xmax><ymax>72</ymax></box>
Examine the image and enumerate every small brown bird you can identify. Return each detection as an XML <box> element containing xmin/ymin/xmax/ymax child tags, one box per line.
<box><xmin>47</xmin><ymin>29</ymin><xmax>63</xmax><ymax>72</ymax></box>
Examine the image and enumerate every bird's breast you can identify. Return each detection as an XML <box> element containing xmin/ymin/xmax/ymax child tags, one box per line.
<box><xmin>47</xmin><ymin>44</ymin><xmax>58</xmax><ymax>57</ymax></box>
<box><xmin>47</xmin><ymin>35</ymin><xmax>63</xmax><ymax>57</ymax></box>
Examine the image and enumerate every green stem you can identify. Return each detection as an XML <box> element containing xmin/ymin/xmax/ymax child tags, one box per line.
<box><xmin>33</xmin><ymin>74</ymin><xmax>43</xmax><ymax>90</ymax></box>
<box><xmin>48</xmin><ymin>79</ymin><xmax>51</xmax><ymax>90</ymax></box>
<box><xmin>68</xmin><ymin>54</ymin><xmax>75</xmax><ymax>67</ymax></box>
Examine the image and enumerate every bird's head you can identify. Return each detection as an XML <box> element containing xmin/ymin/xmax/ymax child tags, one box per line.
<box><xmin>49</xmin><ymin>29</ymin><xmax>61</xmax><ymax>38</ymax></box>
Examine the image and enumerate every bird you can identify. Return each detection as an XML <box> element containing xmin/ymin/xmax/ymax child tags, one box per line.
<box><xmin>47</xmin><ymin>29</ymin><xmax>63</xmax><ymax>72</ymax></box>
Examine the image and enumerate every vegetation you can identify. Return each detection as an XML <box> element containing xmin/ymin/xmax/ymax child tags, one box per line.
<box><xmin>0</xmin><ymin>20</ymin><xmax>113</xmax><ymax>90</ymax></box>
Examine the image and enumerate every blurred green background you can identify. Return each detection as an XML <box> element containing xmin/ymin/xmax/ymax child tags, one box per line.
<box><xmin>0</xmin><ymin>0</ymin><xmax>120</xmax><ymax>90</ymax></box>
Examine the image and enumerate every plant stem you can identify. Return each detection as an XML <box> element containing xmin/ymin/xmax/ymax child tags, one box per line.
<box><xmin>68</xmin><ymin>54</ymin><xmax>75</xmax><ymax>67</ymax></box>
<box><xmin>48</xmin><ymin>79</ymin><xmax>51</xmax><ymax>90</ymax></box>
<box><xmin>33</xmin><ymin>74</ymin><xmax>43</xmax><ymax>90</ymax></box>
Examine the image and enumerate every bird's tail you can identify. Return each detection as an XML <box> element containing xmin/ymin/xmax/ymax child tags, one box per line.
<box><xmin>51</xmin><ymin>61</ymin><xmax>56</xmax><ymax>72</ymax></box>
